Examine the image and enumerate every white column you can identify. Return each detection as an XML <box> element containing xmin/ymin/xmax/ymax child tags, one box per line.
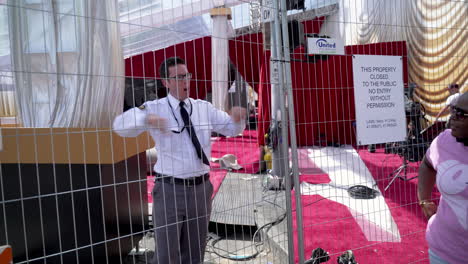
<box><xmin>210</xmin><ymin>7</ymin><xmax>232</xmax><ymax>111</ymax></box>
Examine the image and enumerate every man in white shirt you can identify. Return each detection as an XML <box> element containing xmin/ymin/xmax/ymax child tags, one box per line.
<box><xmin>113</xmin><ymin>57</ymin><xmax>246</xmax><ymax>264</ymax></box>
<box><xmin>435</xmin><ymin>83</ymin><xmax>460</xmax><ymax>123</ymax></box>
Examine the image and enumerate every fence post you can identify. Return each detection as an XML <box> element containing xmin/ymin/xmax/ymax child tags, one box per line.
<box><xmin>275</xmin><ymin>0</ymin><xmax>306</xmax><ymax>262</ymax></box>
<box><xmin>279</xmin><ymin>0</ymin><xmax>306</xmax><ymax>261</ymax></box>
<box><xmin>270</xmin><ymin>0</ymin><xmax>297</xmax><ymax>263</ymax></box>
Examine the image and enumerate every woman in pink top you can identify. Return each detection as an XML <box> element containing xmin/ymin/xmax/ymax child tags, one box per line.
<box><xmin>418</xmin><ymin>92</ymin><xmax>468</xmax><ymax>264</ymax></box>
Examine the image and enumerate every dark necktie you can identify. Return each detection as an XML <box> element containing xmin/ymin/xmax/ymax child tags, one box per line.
<box><xmin>179</xmin><ymin>101</ymin><xmax>210</xmax><ymax>166</ymax></box>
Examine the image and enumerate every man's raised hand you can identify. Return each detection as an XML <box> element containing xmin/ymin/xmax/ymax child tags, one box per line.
<box><xmin>146</xmin><ymin>114</ymin><xmax>168</xmax><ymax>132</ymax></box>
<box><xmin>229</xmin><ymin>106</ymin><xmax>247</xmax><ymax>123</ymax></box>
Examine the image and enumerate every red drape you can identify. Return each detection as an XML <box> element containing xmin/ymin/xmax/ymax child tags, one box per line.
<box><xmin>257</xmin><ymin>41</ymin><xmax>409</xmax><ymax>146</ymax></box>
<box><xmin>302</xmin><ymin>16</ymin><xmax>326</xmax><ymax>34</ymax></box>
<box><xmin>125</xmin><ymin>37</ymin><xmax>213</xmax><ymax>99</ymax></box>
<box><xmin>228</xmin><ymin>33</ymin><xmax>264</xmax><ymax>92</ymax></box>
<box><xmin>124</xmin><ymin>18</ymin><xmax>407</xmax><ymax>147</ymax></box>
<box><xmin>124</xmin><ymin>17</ymin><xmax>326</xmax><ymax>98</ymax></box>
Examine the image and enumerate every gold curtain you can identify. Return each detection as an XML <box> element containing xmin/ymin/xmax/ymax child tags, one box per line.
<box><xmin>354</xmin><ymin>0</ymin><xmax>467</xmax><ymax>119</ymax></box>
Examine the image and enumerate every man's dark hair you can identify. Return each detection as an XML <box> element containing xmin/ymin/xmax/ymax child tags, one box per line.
<box><xmin>159</xmin><ymin>57</ymin><xmax>186</xmax><ymax>79</ymax></box>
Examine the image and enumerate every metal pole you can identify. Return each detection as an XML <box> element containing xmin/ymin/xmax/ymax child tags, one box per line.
<box><xmin>269</xmin><ymin>12</ymin><xmax>284</xmax><ymax>179</ymax></box>
<box><xmin>278</xmin><ymin>0</ymin><xmax>305</xmax><ymax>262</ymax></box>
<box><xmin>271</xmin><ymin>0</ymin><xmax>295</xmax><ymax>263</ymax></box>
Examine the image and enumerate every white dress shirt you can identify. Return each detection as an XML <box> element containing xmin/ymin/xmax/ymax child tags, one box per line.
<box><xmin>113</xmin><ymin>94</ymin><xmax>245</xmax><ymax>178</ymax></box>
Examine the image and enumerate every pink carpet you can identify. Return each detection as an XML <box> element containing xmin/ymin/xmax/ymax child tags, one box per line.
<box><xmin>210</xmin><ymin>130</ymin><xmax>260</xmax><ymax>174</ymax></box>
<box><xmin>292</xmin><ymin>146</ymin><xmax>440</xmax><ymax>264</ymax></box>
<box><xmin>145</xmin><ymin>136</ymin><xmax>437</xmax><ymax>263</ymax></box>
<box><xmin>147</xmin><ymin>130</ymin><xmax>260</xmax><ymax>203</ymax></box>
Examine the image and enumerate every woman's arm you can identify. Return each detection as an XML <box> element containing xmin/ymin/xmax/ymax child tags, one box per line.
<box><xmin>434</xmin><ymin>105</ymin><xmax>449</xmax><ymax>121</ymax></box>
<box><xmin>417</xmin><ymin>155</ymin><xmax>438</xmax><ymax>219</ymax></box>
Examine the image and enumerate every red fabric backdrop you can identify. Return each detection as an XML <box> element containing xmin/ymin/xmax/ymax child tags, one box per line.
<box><xmin>257</xmin><ymin>41</ymin><xmax>409</xmax><ymax>146</ymax></box>
<box><xmin>124</xmin><ymin>17</ymin><xmax>326</xmax><ymax>98</ymax></box>
<box><xmin>125</xmin><ymin>37</ymin><xmax>213</xmax><ymax>99</ymax></box>
<box><xmin>124</xmin><ymin>19</ymin><xmax>407</xmax><ymax>147</ymax></box>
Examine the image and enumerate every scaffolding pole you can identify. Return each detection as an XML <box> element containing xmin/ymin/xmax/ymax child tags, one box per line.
<box><xmin>278</xmin><ymin>0</ymin><xmax>305</xmax><ymax>262</ymax></box>
<box><xmin>270</xmin><ymin>0</ymin><xmax>297</xmax><ymax>263</ymax></box>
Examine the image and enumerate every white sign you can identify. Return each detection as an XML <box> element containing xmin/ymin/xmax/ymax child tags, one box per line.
<box><xmin>261</xmin><ymin>0</ymin><xmax>274</xmax><ymax>22</ymax></box>
<box><xmin>307</xmin><ymin>37</ymin><xmax>345</xmax><ymax>55</ymax></box>
<box><xmin>352</xmin><ymin>55</ymin><xmax>406</xmax><ymax>145</ymax></box>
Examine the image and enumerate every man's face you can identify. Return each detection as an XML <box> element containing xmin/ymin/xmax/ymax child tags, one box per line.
<box><xmin>450</xmin><ymin>95</ymin><xmax>468</xmax><ymax>139</ymax></box>
<box><xmin>164</xmin><ymin>64</ymin><xmax>190</xmax><ymax>100</ymax></box>
<box><xmin>448</xmin><ymin>86</ymin><xmax>459</xmax><ymax>95</ymax></box>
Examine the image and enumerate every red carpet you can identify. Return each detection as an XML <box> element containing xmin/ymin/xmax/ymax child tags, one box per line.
<box><xmin>145</xmin><ymin>134</ymin><xmax>436</xmax><ymax>263</ymax></box>
<box><xmin>292</xmin><ymin>146</ymin><xmax>440</xmax><ymax>264</ymax></box>
<box><xmin>210</xmin><ymin>130</ymin><xmax>260</xmax><ymax>174</ymax></box>
<box><xmin>147</xmin><ymin>130</ymin><xmax>260</xmax><ymax>203</ymax></box>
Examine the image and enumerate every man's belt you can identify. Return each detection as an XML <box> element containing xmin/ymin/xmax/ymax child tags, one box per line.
<box><xmin>155</xmin><ymin>173</ymin><xmax>210</xmax><ymax>186</ymax></box>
